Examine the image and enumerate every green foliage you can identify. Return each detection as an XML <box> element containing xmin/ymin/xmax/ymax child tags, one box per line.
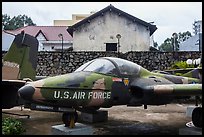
<box><xmin>158</xmin><ymin>31</ymin><xmax>192</xmax><ymax>52</ymax></box>
<box><xmin>178</xmin><ymin>31</ymin><xmax>192</xmax><ymax>43</ymax></box>
<box><xmin>2</xmin><ymin>14</ymin><xmax>36</xmax><ymax>30</ymax></box>
<box><xmin>159</xmin><ymin>38</ymin><xmax>173</xmax><ymax>52</ymax></box>
<box><xmin>175</xmin><ymin>73</ymin><xmax>183</xmax><ymax>76</ymax></box>
<box><xmin>171</xmin><ymin>61</ymin><xmax>195</xmax><ymax>69</ymax></box>
<box><xmin>2</xmin><ymin>117</ymin><xmax>26</xmax><ymax>135</ymax></box>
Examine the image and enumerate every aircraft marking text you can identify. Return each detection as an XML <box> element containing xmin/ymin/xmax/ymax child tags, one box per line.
<box><xmin>53</xmin><ymin>91</ymin><xmax>111</xmax><ymax>100</ymax></box>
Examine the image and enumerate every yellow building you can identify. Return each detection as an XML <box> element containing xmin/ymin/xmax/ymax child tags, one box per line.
<box><xmin>54</xmin><ymin>12</ymin><xmax>95</xmax><ymax>26</ymax></box>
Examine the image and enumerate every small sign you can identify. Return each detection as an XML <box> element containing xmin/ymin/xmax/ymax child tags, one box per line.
<box><xmin>123</xmin><ymin>78</ymin><xmax>129</xmax><ymax>86</ymax></box>
<box><xmin>112</xmin><ymin>77</ymin><xmax>122</xmax><ymax>82</ymax></box>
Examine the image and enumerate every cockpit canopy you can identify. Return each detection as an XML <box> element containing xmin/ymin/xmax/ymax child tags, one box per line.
<box><xmin>75</xmin><ymin>57</ymin><xmax>142</xmax><ymax>77</ymax></box>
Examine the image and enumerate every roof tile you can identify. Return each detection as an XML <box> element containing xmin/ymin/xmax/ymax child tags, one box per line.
<box><xmin>5</xmin><ymin>26</ymin><xmax>73</xmax><ymax>41</ymax></box>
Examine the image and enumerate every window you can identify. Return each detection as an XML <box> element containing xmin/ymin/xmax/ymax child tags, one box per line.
<box><xmin>108</xmin><ymin>57</ymin><xmax>141</xmax><ymax>76</ymax></box>
<box><xmin>75</xmin><ymin>60</ymin><xmax>93</xmax><ymax>72</ymax></box>
<box><xmin>76</xmin><ymin>59</ymin><xmax>118</xmax><ymax>76</ymax></box>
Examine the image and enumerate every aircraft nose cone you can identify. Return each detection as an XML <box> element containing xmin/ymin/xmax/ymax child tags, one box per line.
<box><xmin>18</xmin><ymin>84</ymin><xmax>35</xmax><ymax>101</ymax></box>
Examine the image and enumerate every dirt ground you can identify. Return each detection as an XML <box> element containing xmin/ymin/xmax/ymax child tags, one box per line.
<box><xmin>2</xmin><ymin>103</ymin><xmax>197</xmax><ymax>135</ymax></box>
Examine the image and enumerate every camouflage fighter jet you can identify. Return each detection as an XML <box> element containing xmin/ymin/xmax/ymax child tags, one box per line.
<box><xmin>18</xmin><ymin>56</ymin><xmax>202</xmax><ymax>128</ymax></box>
<box><xmin>2</xmin><ymin>31</ymin><xmax>39</xmax><ymax>109</ymax></box>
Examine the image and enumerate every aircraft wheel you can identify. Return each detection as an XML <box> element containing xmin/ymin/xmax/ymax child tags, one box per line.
<box><xmin>192</xmin><ymin>107</ymin><xmax>202</xmax><ymax>128</ymax></box>
<box><xmin>62</xmin><ymin>111</ymin><xmax>78</xmax><ymax>127</ymax></box>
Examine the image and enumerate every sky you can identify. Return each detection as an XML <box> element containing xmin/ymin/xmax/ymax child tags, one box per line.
<box><xmin>2</xmin><ymin>2</ymin><xmax>202</xmax><ymax>46</ymax></box>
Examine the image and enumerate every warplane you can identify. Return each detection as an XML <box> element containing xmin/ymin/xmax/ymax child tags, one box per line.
<box><xmin>2</xmin><ymin>31</ymin><xmax>39</xmax><ymax>109</ymax></box>
<box><xmin>17</xmin><ymin>56</ymin><xmax>202</xmax><ymax>128</ymax></box>
<box><xmin>2</xmin><ymin>33</ymin><xmax>202</xmax><ymax>129</ymax></box>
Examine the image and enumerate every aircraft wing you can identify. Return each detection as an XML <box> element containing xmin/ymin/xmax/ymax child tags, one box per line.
<box><xmin>2</xmin><ymin>79</ymin><xmax>27</xmax><ymax>86</ymax></box>
<box><xmin>2</xmin><ymin>80</ymin><xmax>27</xmax><ymax>109</ymax></box>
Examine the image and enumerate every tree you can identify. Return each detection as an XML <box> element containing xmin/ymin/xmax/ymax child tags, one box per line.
<box><xmin>177</xmin><ymin>31</ymin><xmax>192</xmax><ymax>43</ymax></box>
<box><xmin>158</xmin><ymin>38</ymin><xmax>173</xmax><ymax>52</ymax></box>
<box><xmin>2</xmin><ymin>14</ymin><xmax>11</xmax><ymax>29</ymax></box>
<box><xmin>158</xmin><ymin>31</ymin><xmax>192</xmax><ymax>52</ymax></box>
<box><xmin>2</xmin><ymin>14</ymin><xmax>36</xmax><ymax>30</ymax></box>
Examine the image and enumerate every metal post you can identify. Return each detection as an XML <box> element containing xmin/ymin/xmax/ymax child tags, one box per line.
<box><xmin>172</xmin><ymin>33</ymin><xmax>177</xmax><ymax>60</ymax></box>
<box><xmin>62</xmin><ymin>36</ymin><xmax>64</xmax><ymax>58</ymax></box>
<box><xmin>58</xmin><ymin>33</ymin><xmax>64</xmax><ymax>74</ymax></box>
<box><xmin>118</xmin><ymin>39</ymin><xmax>120</xmax><ymax>55</ymax></box>
<box><xmin>116</xmin><ymin>34</ymin><xmax>121</xmax><ymax>57</ymax></box>
<box><xmin>58</xmin><ymin>33</ymin><xmax>64</xmax><ymax>59</ymax></box>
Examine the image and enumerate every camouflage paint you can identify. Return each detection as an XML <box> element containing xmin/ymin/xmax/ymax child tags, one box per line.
<box><xmin>2</xmin><ymin>32</ymin><xmax>38</xmax><ymax>109</ymax></box>
<box><xmin>151</xmin><ymin>84</ymin><xmax>202</xmax><ymax>96</ymax></box>
<box><xmin>29</xmin><ymin>72</ymin><xmax>113</xmax><ymax>107</ymax></box>
<box><xmin>29</xmin><ymin>80</ymin><xmax>45</xmax><ymax>102</ymax></box>
<box><xmin>138</xmin><ymin>67</ymin><xmax>151</xmax><ymax>77</ymax></box>
<box><xmin>3</xmin><ymin>32</ymin><xmax>38</xmax><ymax>80</ymax></box>
<box><xmin>18</xmin><ymin>57</ymin><xmax>202</xmax><ymax>111</ymax></box>
<box><xmin>151</xmin><ymin>71</ymin><xmax>200</xmax><ymax>84</ymax></box>
<box><xmin>80</xmin><ymin>73</ymin><xmax>113</xmax><ymax>106</ymax></box>
<box><xmin>182</xmin><ymin>68</ymin><xmax>202</xmax><ymax>83</ymax></box>
<box><xmin>87</xmin><ymin>78</ymin><xmax>106</xmax><ymax>106</ymax></box>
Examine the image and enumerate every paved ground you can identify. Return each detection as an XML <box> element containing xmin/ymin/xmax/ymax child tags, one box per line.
<box><xmin>2</xmin><ymin>103</ymin><xmax>196</xmax><ymax>135</ymax></box>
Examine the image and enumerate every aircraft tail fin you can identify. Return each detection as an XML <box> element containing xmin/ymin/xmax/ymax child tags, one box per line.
<box><xmin>2</xmin><ymin>31</ymin><xmax>39</xmax><ymax>80</ymax></box>
<box><xmin>182</xmin><ymin>67</ymin><xmax>202</xmax><ymax>83</ymax></box>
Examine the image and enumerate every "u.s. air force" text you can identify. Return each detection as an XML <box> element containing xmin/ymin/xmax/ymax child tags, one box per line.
<box><xmin>53</xmin><ymin>91</ymin><xmax>111</xmax><ymax>99</ymax></box>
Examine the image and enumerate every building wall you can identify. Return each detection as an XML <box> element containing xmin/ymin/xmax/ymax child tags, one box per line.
<box><xmin>54</xmin><ymin>14</ymin><xmax>92</xmax><ymax>26</ymax></box>
<box><xmin>36</xmin><ymin>51</ymin><xmax>201</xmax><ymax>76</ymax></box>
<box><xmin>36</xmin><ymin>33</ymin><xmax>73</xmax><ymax>51</ymax></box>
<box><xmin>73</xmin><ymin>12</ymin><xmax>150</xmax><ymax>53</ymax></box>
<box><xmin>193</xmin><ymin>20</ymin><xmax>202</xmax><ymax>34</ymax></box>
<box><xmin>54</xmin><ymin>20</ymin><xmax>80</xmax><ymax>26</ymax></box>
<box><xmin>2</xmin><ymin>51</ymin><xmax>201</xmax><ymax>76</ymax></box>
<box><xmin>36</xmin><ymin>33</ymin><xmax>46</xmax><ymax>51</ymax></box>
<box><xmin>43</xmin><ymin>42</ymin><xmax>73</xmax><ymax>51</ymax></box>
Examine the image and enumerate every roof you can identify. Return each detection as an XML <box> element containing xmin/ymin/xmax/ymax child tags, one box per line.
<box><xmin>67</xmin><ymin>4</ymin><xmax>157</xmax><ymax>36</ymax></box>
<box><xmin>179</xmin><ymin>34</ymin><xmax>202</xmax><ymax>51</ymax></box>
<box><xmin>4</xmin><ymin>26</ymin><xmax>73</xmax><ymax>41</ymax></box>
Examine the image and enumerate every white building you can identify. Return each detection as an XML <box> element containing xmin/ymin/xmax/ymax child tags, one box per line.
<box><xmin>193</xmin><ymin>20</ymin><xmax>202</xmax><ymax>35</ymax></box>
<box><xmin>180</xmin><ymin>20</ymin><xmax>202</xmax><ymax>51</ymax></box>
<box><xmin>179</xmin><ymin>33</ymin><xmax>202</xmax><ymax>51</ymax></box>
<box><xmin>3</xmin><ymin>26</ymin><xmax>73</xmax><ymax>51</ymax></box>
<box><xmin>67</xmin><ymin>4</ymin><xmax>157</xmax><ymax>53</ymax></box>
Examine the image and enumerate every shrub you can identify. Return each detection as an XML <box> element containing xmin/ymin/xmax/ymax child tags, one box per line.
<box><xmin>2</xmin><ymin>117</ymin><xmax>26</xmax><ymax>135</ymax></box>
<box><xmin>171</xmin><ymin>61</ymin><xmax>195</xmax><ymax>69</ymax></box>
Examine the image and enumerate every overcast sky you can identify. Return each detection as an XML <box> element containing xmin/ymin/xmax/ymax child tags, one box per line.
<box><xmin>2</xmin><ymin>2</ymin><xmax>202</xmax><ymax>46</ymax></box>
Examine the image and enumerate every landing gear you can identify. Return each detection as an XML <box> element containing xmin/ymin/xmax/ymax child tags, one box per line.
<box><xmin>192</xmin><ymin>107</ymin><xmax>202</xmax><ymax>128</ymax></box>
<box><xmin>62</xmin><ymin>111</ymin><xmax>78</xmax><ymax>128</ymax></box>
